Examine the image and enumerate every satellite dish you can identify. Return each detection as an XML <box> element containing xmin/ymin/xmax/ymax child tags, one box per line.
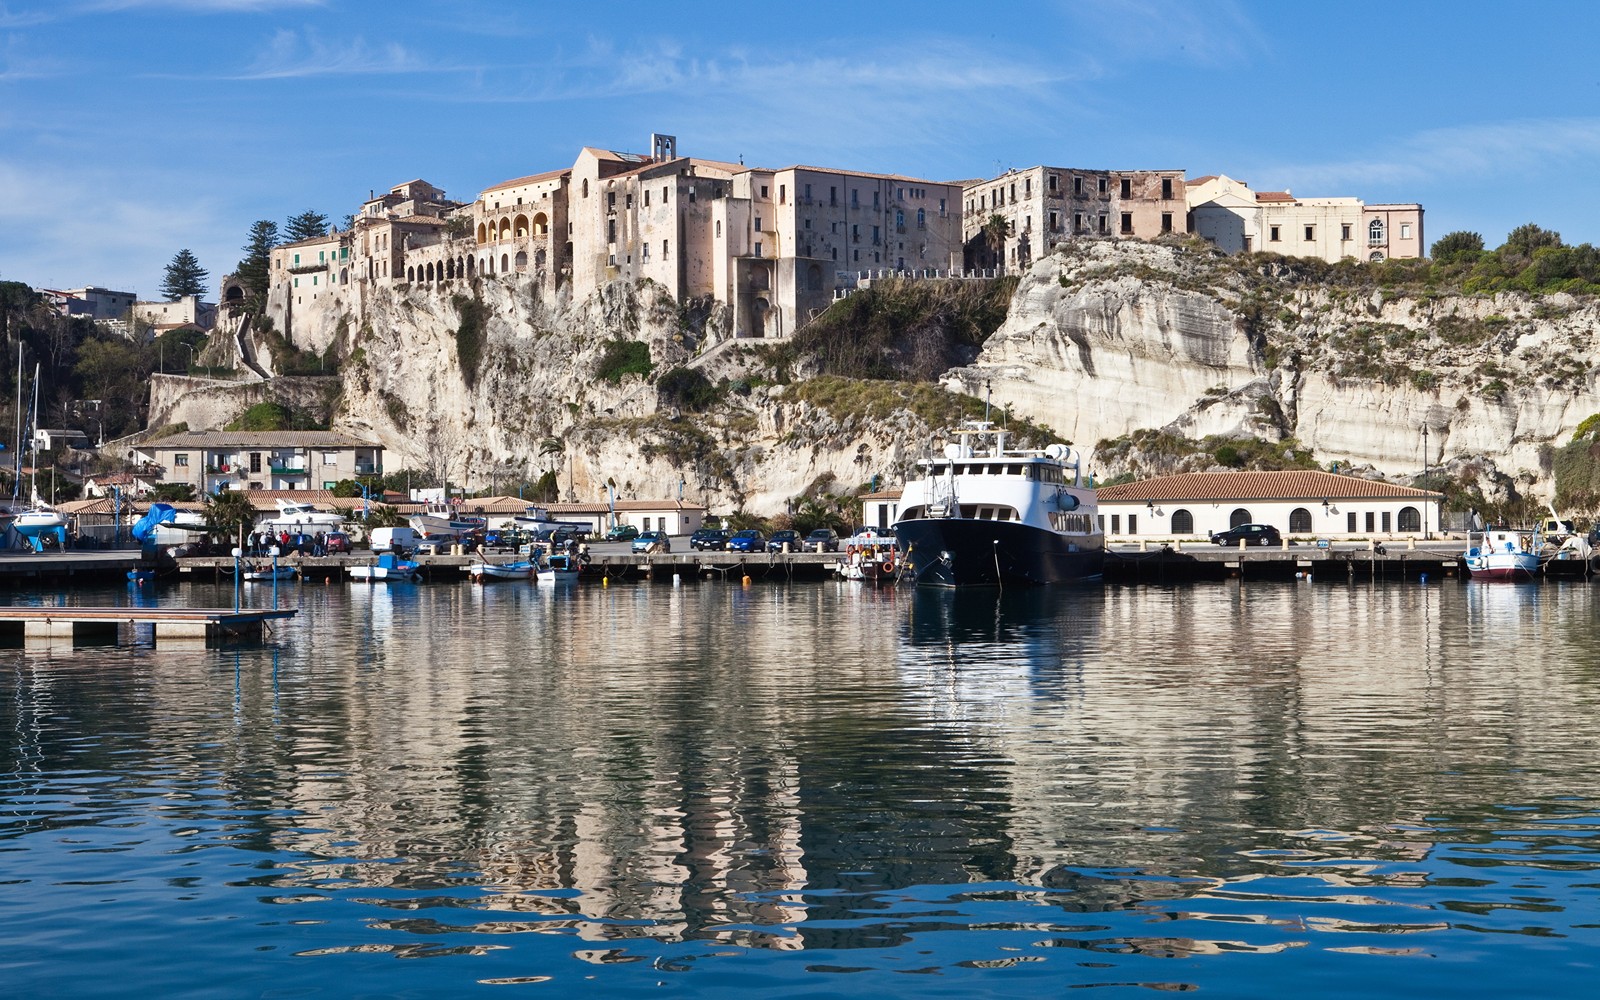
<box><xmin>1044</xmin><ymin>444</ymin><xmax>1069</xmax><ymax>461</ymax></box>
<box><xmin>943</xmin><ymin>444</ymin><xmax>963</xmax><ymax>460</ymax></box>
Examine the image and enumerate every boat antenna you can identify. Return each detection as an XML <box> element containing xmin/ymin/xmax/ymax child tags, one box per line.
<box><xmin>11</xmin><ymin>345</ymin><xmax>21</xmax><ymax>507</ymax></box>
<box><xmin>983</xmin><ymin>379</ymin><xmax>992</xmax><ymax>425</ymax></box>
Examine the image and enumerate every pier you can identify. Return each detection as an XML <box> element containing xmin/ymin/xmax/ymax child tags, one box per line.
<box><xmin>0</xmin><ymin>605</ymin><xmax>298</xmax><ymax>648</ymax></box>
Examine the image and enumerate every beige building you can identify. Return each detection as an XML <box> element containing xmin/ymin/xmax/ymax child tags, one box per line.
<box><xmin>963</xmin><ymin>167</ymin><xmax>1187</xmax><ymax>271</ymax></box>
<box><xmin>135</xmin><ymin>431</ymin><xmax>384</xmax><ymax>493</ymax></box>
<box><xmin>1188</xmin><ymin>175</ymin><xmax>1424</xmax><ymax>262</ymax></box>
<box><xmin>266</xmin><ymin>134</ymin><xmax>964</xmax><ymax>343</ymax></box>
<box><xmin>132</xmin><ymin>294</ymin><xmax>217</xmax><ymax>334</ymax></box>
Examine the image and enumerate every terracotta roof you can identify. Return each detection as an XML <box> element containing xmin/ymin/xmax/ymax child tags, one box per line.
<box><xmin>1256</xmin><ymin>191</ymin><xmax>1296</xmax><ymax>203</ymax></box>
<box><xmin>482</xmin><ymin>168</ymin><xmax>568</xmax><ymax>193</ymax></box>
<box><xmin>860</xmin><ymin>489</ymin><xmax>903</xmax><ymax>500</ymax></box>
<box><xmin>1188</xmin><ymin>174</ymin><xmax>1217</xmax><ymax>186</ymax></box>
<box><xmin>1096</xmin><ymin>471</ymin><xmax>1441</xmax><ymax>503</ymax></box>
<box><xmin>394</xmin><ymin>215</ymin><xmax>447</xmax><ymax>226</ymax></box>
<box><xmin>57</xmin><ymin>497</ymin><xmax>118</xmax><ymax>515</ymax></box>
<box><xmin>142</xmin><ymin>431</ymin><xmax>382</xmax><ymax>449</ymax></box>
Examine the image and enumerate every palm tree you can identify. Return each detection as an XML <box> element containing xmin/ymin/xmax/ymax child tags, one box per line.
<box><xmin>983</xmin><ymin>214</ymin><xmax>1009</xmax><ymax>272</ymax></box>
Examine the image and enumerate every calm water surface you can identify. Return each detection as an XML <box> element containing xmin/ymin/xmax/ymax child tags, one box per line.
<box><xmin>3</xmin><ymin>578</ymin><xmax>1599</xmax><ymax>997</ymax></box>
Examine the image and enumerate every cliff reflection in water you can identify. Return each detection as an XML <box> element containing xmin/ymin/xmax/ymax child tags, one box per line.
<box><xmin>5</xmin><ymin>579</ymin><xmax>1600</xmax><ymax>962</ymax></box>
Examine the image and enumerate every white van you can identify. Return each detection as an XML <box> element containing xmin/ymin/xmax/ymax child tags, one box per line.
<box><xmin>368</xmin><ymin>527</ymin><xmax>419</xmax><ymax>553</ymax></box>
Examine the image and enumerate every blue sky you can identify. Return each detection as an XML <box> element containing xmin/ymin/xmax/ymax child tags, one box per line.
<box><xmin>2</xmin><ymin>0</ymin><xmax>1598</xmax><ymax>298</ymax></box>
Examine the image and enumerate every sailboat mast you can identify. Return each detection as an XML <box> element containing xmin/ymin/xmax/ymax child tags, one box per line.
<box><xmin>11</xmin><ymin>348</ymin><xmax>20</xmax><ymax>505</ymax></box>
<box><xmin>28</xmin><ymin>363</ymin><xmax>39</xmax><ymax>507</ymax></box>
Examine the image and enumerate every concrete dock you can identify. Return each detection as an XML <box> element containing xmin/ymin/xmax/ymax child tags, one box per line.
<box><xmin>0</xmin><ymin>605</ymin><xmax>298</xmax><ymax>648</ymax></box>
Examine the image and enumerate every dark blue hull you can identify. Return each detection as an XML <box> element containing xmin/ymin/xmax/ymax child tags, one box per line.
<box><xmin>895</xmin><ymin>518</ymin><xmax>1104</xmax><ymax>587</ymax></box>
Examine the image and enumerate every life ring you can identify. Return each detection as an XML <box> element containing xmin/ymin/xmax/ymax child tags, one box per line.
<box><xmin>881</xmin><ymin>556</ymin><xmax>895</xmax><ymax>574</ymax></box>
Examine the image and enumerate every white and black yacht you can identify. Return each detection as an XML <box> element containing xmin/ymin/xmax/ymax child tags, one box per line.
<box><xmin>894</xmin><ymin>422</ymin><xmax>1103</xmax><ymax>586</ymax></box>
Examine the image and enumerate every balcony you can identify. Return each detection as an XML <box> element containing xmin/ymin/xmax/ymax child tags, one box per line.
<box><xmin>270</xmin><ymin>466</ymin><xmax>309</xmax><ymax>476</ymax></box>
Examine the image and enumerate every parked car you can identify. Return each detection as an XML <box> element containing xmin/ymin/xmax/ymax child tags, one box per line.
<box><xmin>632</xmin><ymin>530</ymin><xmax>671</xmax><ymax>553</ymax></box>
<box><xmin>604</xmin><ymin>524</ymin><xmax>640</xmax><ymax>542</ymax></box>
<box><xmin>726</xmin><ymin>529</ymin><xmax>766</xmax><ymax>552</ymax></box>
<box><xmin>414</xmin><ymin>534</ymin><xmax>459</xmax><ymax>555</ymax></box>
<box><xmin>690</xmin><ymin>527</ymin><xmax>729</xmax><ymax>550</ymax></box>
<box><xmin>1211</xmin><ymin>523</ymin><xmax>1282</xmax><ymax>546</ymax></box>
<box><xmin>767</xmin><ymin>529</ymin><xmax>804</xmax><ymax>552</ymax></box>
<box><xmin>324</xmin><ymin>531</ymin><xmax>353</xmax><ymax>554</ymax></box>
<box><xmin>803</xmin><ymin>528</ymin><xmax>841</xmax><ymax>552</ymax></box>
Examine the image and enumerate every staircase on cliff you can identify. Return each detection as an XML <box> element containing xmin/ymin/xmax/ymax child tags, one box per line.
<box><xmin>231</xmin><ymin>313</ymin><xmax>271</xmax><ymax>381</ymax></box>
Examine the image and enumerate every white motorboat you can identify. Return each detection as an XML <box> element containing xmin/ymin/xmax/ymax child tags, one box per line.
<box><xmin>1463</xmin><ymin>526</ymin><xmax>1543</xmax><ymax>581</ymax></box>
<box><xmin>243</xmin><ymin>564</ymin><xmax>299</xmax><ymax>582</ymax></box>
<box><xmin>536</xmin><ymin>553</ymin><xmax>582</xmax><ymax>583</ymax></box>
<box><xmin>470</xmin><ymin>559</ymin><xmax>535</xmax><ymax>582</ymax></box>
<box><xmin>894</xmin><ymin>421</ymin><xmax>1103</xmax><ymax>587</ymax></box>
<box><xmin>263</xmin><ymin>499</ymin><xmax>345</xmax><ymax>531</ymax></box>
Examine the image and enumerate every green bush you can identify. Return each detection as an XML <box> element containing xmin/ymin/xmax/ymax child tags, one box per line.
<box><xmin>595</xmin><ymin>339</ymin><xmax>653</xmax><ymax>382</ymax></box>
<box><xmin>453</xmin><ymin>294</ymin><xmax>487</xmax><ymax>389</ymax></box>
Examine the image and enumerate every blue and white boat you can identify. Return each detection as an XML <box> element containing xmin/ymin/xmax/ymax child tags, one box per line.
<box><xmin>537</xmin><ymin>552</ymin><xmax>582</xmax><ymax>583</ymax></box>
<box><xmin>894</xmin><ymin>421</ymin><xmax>1103</xmax><ymax>587</ymax></box>
<box><xmin>349</xmin><ymin>552</ymin><xmax>420</xmax><ymax>583</ymax></box>
<box><xmin>469</xmin><ymin>558</ymin><xmax>535</xmax><ymax>582</ymax></box>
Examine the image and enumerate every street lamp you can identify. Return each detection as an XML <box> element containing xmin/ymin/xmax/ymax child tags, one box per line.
<box><xmin>184</xmin><ymin>344</ymin><xmax>195</xmax><ymax>372</ymax></box>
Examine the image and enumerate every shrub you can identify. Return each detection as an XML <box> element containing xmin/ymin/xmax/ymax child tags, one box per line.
<box><xmin>452</xmin><ymin>294</ymin><xmax>487</xmax><ymax>389</ymax></box>
<box><xmin>595</xmin><ymin>339</ymin><xmax>653</xmax><ymax>382</ymax></box>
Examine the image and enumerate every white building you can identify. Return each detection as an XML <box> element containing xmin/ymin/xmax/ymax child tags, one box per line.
<box><xmin>1095</xmin><ymin>471</ymin><xmax>1444</xmax><ymax>540</ymax></box>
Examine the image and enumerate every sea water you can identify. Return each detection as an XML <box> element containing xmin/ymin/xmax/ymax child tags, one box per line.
<box><xmin>2</xmin><ymin>578</ymin><xmax>1598</xmax><ymax>997</ymax></box>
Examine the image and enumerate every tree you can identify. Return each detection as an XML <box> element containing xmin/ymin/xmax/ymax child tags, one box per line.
<box><xmin>235</xmin><ymin>220</ymin><xmax>280</xmax><ymax>309</ymax></box>
<box><xmin>1499</xmin><ymin>223</ymin><xmax>1562</xmax><ymax>261</ymax></box>
<box><xmin>151</xmin><ymin>482</ymin><xmax>196</xmax><ymax>502</ymax></box>
<box><xmin>159</xmin><ymin>249</ymin><xmax>210</xmax><ymax>300</ymax></box>
<box><xmin>1429</xmin><ymin>231</ymin><xmax>1483</xmax><ymax>264</ymax></box>
<box><xmin>983</xmin><ymin>214</ymin><xmax>1009</xmax><ymax>269</ymax></box>
<box><xmin>203</xmin><ymin>489</ymin><xmax>258</xmax><ymax>542</ymax></box>
<box><xmin>285</xmin><ymin>210</ymin><xmax>331</xmax><ymax>243</ymax></box>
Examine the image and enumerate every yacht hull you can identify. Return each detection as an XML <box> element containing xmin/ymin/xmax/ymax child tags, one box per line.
<box><xmin>896</xmin><ymin>518</ymin><xmax>1104</xmax><ymax>587</ymax></box>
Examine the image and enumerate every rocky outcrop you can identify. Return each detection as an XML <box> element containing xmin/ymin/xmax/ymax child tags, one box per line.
<box><xmin>947</xmin><ymin>239</ymin><xmax>1600</xmax><ymax>495</ymax></box>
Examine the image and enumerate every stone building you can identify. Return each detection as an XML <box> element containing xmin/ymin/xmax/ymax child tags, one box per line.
<box><xmin>962</xmin><ymin>166</ymin><xmax>1187</xmax><ymax>271</ymax></box>
<box><xmin>1187</xmin><ymin>175</ymin><xmax>1425</xmax><ymax>262</ymax></box>
<box><xmin>135</xmin><ymin>431</ymin><xmax>384</xmax><ymax>493</ymax></box>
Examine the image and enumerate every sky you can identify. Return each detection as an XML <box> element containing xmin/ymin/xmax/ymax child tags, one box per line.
<box><xmin>2</xmin><ymin>0</ymin><xmax>1598</xmax><ymax>298</ymax></box>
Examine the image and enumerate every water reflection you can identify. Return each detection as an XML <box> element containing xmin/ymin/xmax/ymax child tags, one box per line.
<box><xmin>3</xmin><ymin>580</ymin><xmax>1600</xmax><ymax>995</ymax></box>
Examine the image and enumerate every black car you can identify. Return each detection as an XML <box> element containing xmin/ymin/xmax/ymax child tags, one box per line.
<box><xmin>803</xmin><ymin>528</ymin><xmax>841</xmax><ymax>552</ymax></box>
<box><xmin>767</xmin><ymin>529</ymin><xmax>804</xmax><ymax>552</ymax></box>
<box><xmin>690</xmin><ymin>527</ymin><xmax>729</xmax><ymax>550</ymax></box>
<box><xmin>1211</xmin><ymin>523</ymin><xmax>1282</xmax><ymax>546</ymax></box>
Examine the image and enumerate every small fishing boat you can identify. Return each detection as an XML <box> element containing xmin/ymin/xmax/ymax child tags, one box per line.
<box><xmin>244</xmin><ymin>564</ymin><xmax>299</xmax><ymax>582</ymax></box>
<box><xmin>1463</xmin><ymin>526</ymin><xmax>1543</xmax><ymax>581</ymax></box>
<box><xmin>537</xmin><ymin>552</ymin><xmax>582</xmax><ymax>583</ymax></box>
<box><xmin>348</xmin><ymin>552</ymin><xmax>420</xmax><ymax>583</ymax></box>
<box><xmin>470</xmin><ymin>559</ymin><xmax>535</xmax><ymax>582</ymax></box>
<box><xmin>836</xmin><ymin>529</ymin><xmax>900</xmax><ymax>584</ymax></box>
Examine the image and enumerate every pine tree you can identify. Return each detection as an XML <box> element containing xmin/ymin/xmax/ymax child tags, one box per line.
<box><xmin>284</xmin><ymin>210</ymin><xmax>331</xmax><ymax>243</ymax></box>
<box><xmin>235</xmin><ymin>220</ymin><xmax>280</xmax><ymax>308</ymax></box>
<box><xmin>159</xmin><ymin>249</ymin><xmax>210</xmax><ymax>301</ymax></box>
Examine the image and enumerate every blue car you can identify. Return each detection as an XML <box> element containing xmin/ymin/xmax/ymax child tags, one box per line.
<box><xmin>726</xmin><ymin>529</ymin><xmax>766</xmax><ymax>552</ymax></box>
<box><xmin>631</xmin><ymin>530</ymin><xmax>671</xmax><ymax>553</ymax></box>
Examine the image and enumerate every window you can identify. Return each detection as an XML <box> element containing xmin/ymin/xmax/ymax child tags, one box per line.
<box><xmin>1073</xmin><ymin>176</ymin><xmax>1083</xmax><ymax>195</ymax></box>
<box><xmin>1305</xmin><ymin>225</ymin><xmax>1315</xmax><ymax>241</ymax></box>
<box><xmin>322</xmin><ymin>451</ymin><xmax>338</xmax><ymax>466</ymax></box>
<box><xmin>626</xmin><ymin>193</ymin><xmax>633</xmax><ymax>209</ymax></box>
<box><xmin>715</xmin><ymin>220</ymin><xmax>721</xmax><ymax>237</ymax></box>
<box><xmin>1365</xmin><ymin>511</ymin><xmax>1376</xmax><ymax>532</ymax></box>
<box><xmin>1398</xmin><ymin>506</ymin><xmax>1421</xmax><ymax>532</ymax></box>
<box><xmin>1074</xmin><ymin>212</ymin><xmax>1083</xmax><ymax>230</ymax></box>
<box><xmin>174</xmin><ymin>453</ymin><xmax>189</xmax><ymax>467</ymax></box>
<box><xmin>755</xmin><ymin>216</ymin><xmax>762</xmax><ymax>231</ymax></box>
<box><xmin>642</xmin><ymin>243</ymin><xmax>650</xmax><ymax>262</ymax></box>
<box><xmin>249</xmin><ymin>452</ymin><xmax>262</xmax><ymax>473</ymax></box>
<box><xmin>1369</xmin><ymin>219</ymin><xmax>1385</xmax><ymax>244</ymax></box>
<box><xmin>1161</xmin><ymin>177</ymin><xmax>1173</xmax><ymax>200</ymax></box>
<box><xmin>1230</xmin><ymin>508</ymin><xmax>1252</xmax><ymax>528</ymax></box>
<box><xmin>779</xmin><ymin>184</ymin><xmax>786</xmax><ymax>203</ymax></box>
<box><xmin>643</xmin><ymin>190</ymin><xmax>650</xmax><ymax>207</ymax></box>
<box><xmin>1098</xmin><ymin>177</ymin><xmax>1107</xmax><ymax>195</ymax></box>
<box><xmin>1341</xmin><ymin>223</ymin><xmax>1351</xmax><ymax>240</ymax></box>
<box><xmin>1120</xmin><ymin>177</ymin><xmax>1131</xmax><ymax>198</ymax></box>
<box><xmin>607</xmin><ymin>191</ymin><xmax>615</xmax><ymax>209</ymax></box>
<box><xmin>293</xmin><ymin>253</ymin><xmax>300</xmax><ymax>265</ymax></box>
<box><xmin>1098</xmin><ymin>215</ymin><xmax>1109</xmax><ymax>234</ymax></box>
<box><xmin>1127</xmin><ymin>514</ymin><xmax>1137</xmax><ymax>535</ymax></box>
<box><xmin>1269</xmin><ymin>226</ymin><xmax>1281</xmax><ymax>242</ymax></box>
<box><xmin>760</xmin><ymin>185</ymin><xmax>768</xmax><ymax>198</ymax></box>
<box><xmin>662</xmin><ymin>240</ymin><xmax>669</xmax><ymax>258</ymax></box>
<box><xmin>1111</xmin><ymin>514</ymin><xmax>1121</xmax><ymax>534</ymax></box>
<box><xmin>830</xmin><ymin>185</ymin><xmax>837</xmax><ymax>205</ymax></box>
<box><xmin>1161</xmin><ymin>212</ymin><xmax>1173</xmax><ymax>233</ymax></box>
<box><xmin>607</xmin><ymin>219</ymin><xmax>616</xmax><ymax>242</ymax></box>
<box><xmin>1382</xmin><ymin>511</ymin><xmax>1392</xmax><ymax>533</ymax></box>
<box><xmin>1050</xmin><ymin>211</ymin><xmax>1059</xmax><ymax>231</ymax></box>
<box><xmin>1289</xmin><ymin>507</ymin><xmax>1312</xmax><ymax>533</ymax></box>
<box><xmin>1400</xmin><ymin>223</ymin><xmax>1412</xmax><ymax>239</ymax></box>
<box><xmin>1120</xmin><ymin>213</ymin><xmax>1133</xmax><ymax>234</ymax></box>
<box><xmin>662</xmin><ymin>186</ymin><xmax>669</xmax><ymax>202</ymax></box>
<box><xmin>1347</xmin><ymin>511</ymin><xmax>1357</xmax><ymax>533</ymax></box>
<box><xmin>1171</xmin><ymin>509</ymin><xmax>1194</xmax><ymax>533</ymax></box>
<box><xmin>1049</xmin><ymin>174</ymin><xmax>1058</xmax><ymax>193</ymax></box>
<box><xmin>754</xmin><ymin>242</ymin><xmax>762</xmax><ymax>257</ymax></box>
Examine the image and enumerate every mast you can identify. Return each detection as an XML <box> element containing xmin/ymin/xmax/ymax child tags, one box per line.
<box><xmin>27</xmin><ymin>363</ymin><xmax>39</xmax><ymax>507</ymax></box>
<box><xmin>11</xmin><ymin>348</ymin><xmax>20</xmax><ymax>506</ymax></box>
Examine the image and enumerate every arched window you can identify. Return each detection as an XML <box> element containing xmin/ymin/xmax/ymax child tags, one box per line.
<box><xmin>581</xmin><ymin>179</ymin><xmax>589</xmax><ymax>198</ymax></box>
<box><xmin>1369</xmin><ymin>251</ymin><xmax>1386</xmax><ymax>262</ymax></box>
<box><xmin>1171</xmin><ymin>509</ymin><xmax>1194</xmax><ymax>534</ymax></box>
<box><xmin>500</xmin><ymin>253</ymin><xmax>509</xmax><ymax>273</ymax></box>
<box><xmin>535</xmin><ymin>248</ymin><xmax>547</xmax><ymax>268</ymax></box>
<box><xmin>497</xmin><ymin>218</ymin><xmax>511</xmax><ymax>240</ymax></box>
<box><xmin>532</xmin><ymin>212</ymin><xmax>549</xmax><ymax>236</ymax></box>
<box><xmin>467</xmin><ymin>256</ymin><xmax>475</xmax><ymax>274</ymax></box>
<box><xmin>514</xmin><ymin>214</ymin><xmax>529</xmax><ymax>238</ymax></box>
<box><xmin>1368</xmin><ymin>218</ymin><xmax>1385</xmax><ymax>244</ymax></box>
<box><xmin>1289</xmin><ymin>507</ymin><xmax>1312</xmax><ymax>533</ymax></box>
<box><xmin>406</xmin><ymin>266</ymin><xmax>414</xmax><ymax>282</ymax></box>
<box><xmin>1230</xmin><ymin>508</ymin><xmax>1252</xmax><ymax>528</ymax></box>
<box><xmin>917</xmin><ymin>208</ymin><xmax>926</xmax><ymax>229</ymax></box>
<box><xmin>339</xmin><ymin>268</ymin><xmax>348</xmax><ymax>285</ymax></box>
<box><xmin>1398</xmin><ymin>506</ymin><xmax>1422</xmax><ymax>532</ymax></box>
<box><xmin>514</xmin><ymin>251</ymin><xmax>528</xmax><ymax>271</ymax></box>
<box><xmin>476</xmin><ymin>222</ymin><xmax>487</xmax><ymax>244</ymax></box>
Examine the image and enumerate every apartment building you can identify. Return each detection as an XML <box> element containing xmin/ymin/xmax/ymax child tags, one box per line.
<box><xmin>1187</xmin><ymin>175</ymin><xmax>1424</xmax><ymax>262</ymax></box>
<box><xmin>137</xmin><ymin>431</ymin><xmax>384</xmax><ymax>493</ymax></box>
<box><xmin>962</xmin><ymin>167</ymin><xmax>1187</xmax><ymax>270</ymax></box>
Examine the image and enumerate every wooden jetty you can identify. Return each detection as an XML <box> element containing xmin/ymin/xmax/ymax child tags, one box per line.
<box><xmin>0</xmin><ymin>606</ymin><xmax>297</xmax><ymax>647</ymax></box>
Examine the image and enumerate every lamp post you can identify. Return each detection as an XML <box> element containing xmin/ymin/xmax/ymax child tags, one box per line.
<box><xmin>1422</xmin><ymin>424</ymin><xmax>1432</xmax><ymax>539</ymax></box>
<box><xmin>185</xmin><ymin>344</ymin><xmax>195</xmax><ymax>373</ymax></box>
<box><xmin>270</xmin><ymin>545</ymin><xmax>281</xmax><ymax>609</ymax></box>
<box><xmin>231</xmin><ymin>546</ymin><xmax>242</xmax><ymax>613</ymax></box>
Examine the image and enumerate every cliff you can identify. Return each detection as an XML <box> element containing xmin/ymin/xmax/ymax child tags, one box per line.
<box><xmin>945</xmin><ymin>239</ymin><xmax>1600</xmax><ymax>498</ymax></box>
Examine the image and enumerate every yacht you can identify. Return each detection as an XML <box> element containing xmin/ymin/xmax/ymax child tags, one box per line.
<box><xmin>263</xmin><ymin>499</ymin><xmax>345</xmax><ymax>531</ymax></box>
<box><xmin>894</xmin><ymin>421</ymin><xmax>1103</xmax><ymax>586</ymax></box>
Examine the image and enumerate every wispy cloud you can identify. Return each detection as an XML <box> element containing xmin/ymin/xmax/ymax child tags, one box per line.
<box><xmin>0</xmin><ymin>3</ymin><xmax>58</xmax><ymax>28</ymax></box>
<box><xmin>0</xmin><ymin>33</ymin><xmax>66</xmax><ymax>80</ymax></box>
<box><xmin>234</xmin><ymin>28</ymin><xmax>430</xmax><ymax>79</ymax></box>
<box><xmin>1053</xmin><ymin>0</ymin><xmax>1268</xmax><ymax>70</ymax></box>
<box><xmin>1267</xmin><ymin>118</ymin><xmax>1600</xmax><ymax>191</ymax></box>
